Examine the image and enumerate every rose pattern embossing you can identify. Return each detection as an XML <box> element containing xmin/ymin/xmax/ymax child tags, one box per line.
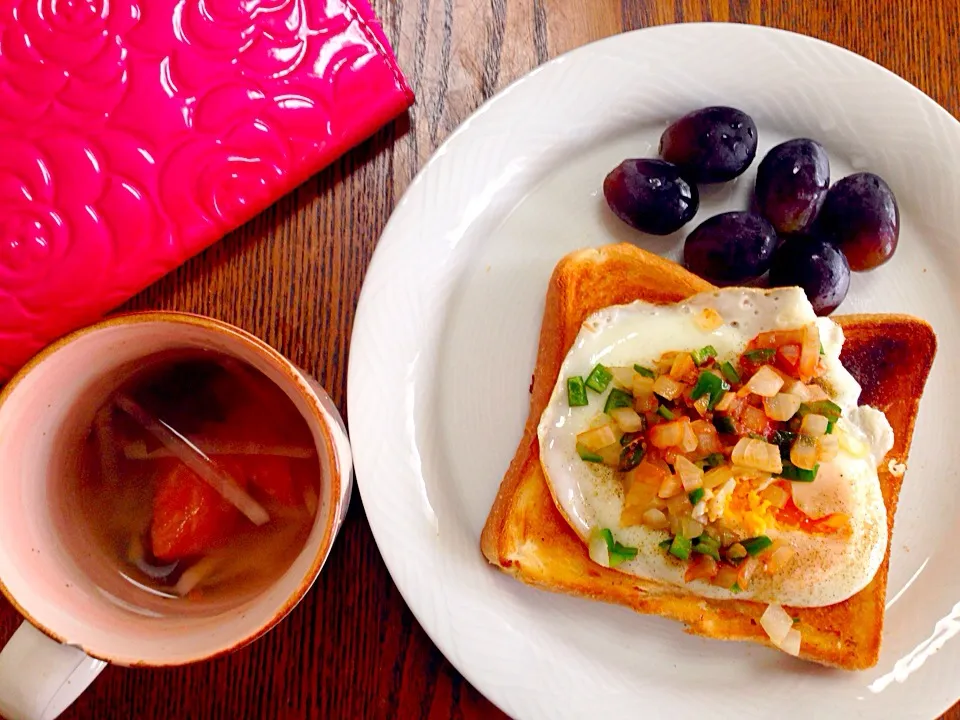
<box><xmin>0</xmin><ymin>0</ymin><xmax>413</xmax><ymax>379</ymax></box>
<box><xmin>0</xmin><ymin>132</ymin><xmax>170</xmax><ymax>375</ymax></box>
<box><xmin>172</xmin><ymin>0</ymin><xmax>313</xmax><ymax>81</ymax></box>
<box><xmin>0</xmin><ymin>0</ymin><xmax>138</xmax><ymax>124</ymax></box>
<box><xmin>160</xmin><ymin>82</ymin><xmax>292</xmax><ymax>235</ymax></box>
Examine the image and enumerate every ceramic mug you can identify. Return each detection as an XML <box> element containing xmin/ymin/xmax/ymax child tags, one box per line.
<box><xmin>0</xmin><ymin>313</ymin><xmax>353</xmax><ymax>720</ymax></box>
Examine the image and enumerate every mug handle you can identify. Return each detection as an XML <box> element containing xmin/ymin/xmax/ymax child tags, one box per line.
<box><xmin>0</xmin><ymin>622</ymin><xmax>106</xmax><ymax>720</ymax></box>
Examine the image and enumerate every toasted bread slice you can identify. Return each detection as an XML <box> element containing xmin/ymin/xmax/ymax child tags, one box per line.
<box><xmin>480</xmin><ymin>243</ymin><xmax>936</xmax><ymax>670</ymax></box>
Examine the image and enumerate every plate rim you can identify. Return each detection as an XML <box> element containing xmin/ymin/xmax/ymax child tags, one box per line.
<box><xmin>348</xmin><ymin>22</ymin><xmax>960</xmax><ymax>719</ymax></box>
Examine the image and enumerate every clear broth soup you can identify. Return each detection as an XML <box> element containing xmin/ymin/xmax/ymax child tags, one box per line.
<box><xmin>72</xmin><ymin>351</ymin><xmax>320</xmax><ymax>612</ymax></box>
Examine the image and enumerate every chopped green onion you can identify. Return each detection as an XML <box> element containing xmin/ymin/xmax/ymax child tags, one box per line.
<box><xmin>585</xmin><ymin>364</ymin><xmax>613</xmax><ymax>393</ymax></box>
<box><xmin>798</xmin><ymin>400</ymin><xmax>842</xmax><ymax>423</ymax></box>
<box><xmin>576</xmin><ymin>444</ymin><xmax>604</xmax><ymax>463</ymax></box>
<box><xmin>688</xmin><ymin>487</ymin><xmax>706</xmax><ymax>505</ymax></box>
<box><xmin>656</xmin><ymin>405</ymin><xmax>675</xmax><ymax>420</ymax></box>
<box><xmin>730</xmin><ymin>582</ymin><xmax>742</xmax><ymax>593</ymax></box>
<box><xmin>691</xmin><ymin>371</ymin><xmax>729</xmax><ymax>409</ymax></box>
<box><xmin>566</xmin><ymin>376</ymin><xmax>588</xmax><ymax>407</ymax></box>
<box><xmin>692</xmin><ymin>535</ymin><xmax>721</xmax><ymax>561</ymax></box>
<box><xmin>603</xmin><ymin>387</ymin><xmax>634</xmax><ymax>414</ymax></box>
<box><xmin>741</xmin><ymin>535</ymin><xmax>773</xmax><ymax>556</ymax></box>
<box><xmin>633</xmin><ymin>364</ymin><xmax>655</xmax><ymax>379</ymax></box>
<box><xmin>659</xmin><ymin>538</ymin><xmax>673</xmax><ymax>551</ymax></box>
<box><xmin>713</xmin><ymin>416</ymin><xmax>736</xmax><ymax>435</ymax></box>
<box><xmin>609</xmin><ymin>547</ymin><xmax>637</xmax><ymax>567</ymax></box>
<box><xmin>719</xmin><ymin>361</ymin><xmax>741</xmax><ymax>385</ymax></box>
<box><xmin>669</xmin><ymin>534</ymin><xmax>693</xmax><ymax>561</ymax></box>
<box><xmin>619</xmin><ymin>440</ymin><xmax>645</xmax><ymax>472</ymax></box>
<box><xmin>600</xmin><ymin>528</ymin><xmax>638</xmax><ymax>567</ymax></box>
<box><xmin>793</xmin><ymin>616</ymin><xmax>801</xmax><ymax>624</ymax></box>
<box><xmin>826</xmin><ymin>420</ymin><xmax>835</xmax><ymax>434</ymax></box>
<box><xmin>702</xmin><ymin>452</ymin><xmax>724</xmax><ymax>469</ymax></box>
<box><xmin>780</xmin><ymin>461</ymin><xmax>820</xmax><ymax>482</ymax></box>
<box><xmin>691</xmin><ymin>345</ymin><xmax>718</xmax><ymax>366</ymax></box>
<box><xmin>743</xmin><ymin>348</ymin><xmax>775</xmax><ymax>362</ymax></box>
<box><xmin>819</xmin><ymin>343</ymin><xmax>826</xmax><ymax>356</ymax></box>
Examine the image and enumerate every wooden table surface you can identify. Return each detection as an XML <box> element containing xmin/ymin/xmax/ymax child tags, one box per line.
<box><xmin>2</xmin><ymin>1</ymin><xmax>959</xmax><ymax>718</ymax></box>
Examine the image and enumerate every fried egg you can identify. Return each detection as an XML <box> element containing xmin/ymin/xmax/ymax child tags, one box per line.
<box><xmin>537</xmin><ymin>287</ymin><xmax>892</xmax><ymax>608</ymax></box>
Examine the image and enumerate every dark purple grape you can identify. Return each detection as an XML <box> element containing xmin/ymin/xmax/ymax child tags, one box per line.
<box><xmin>659</xmin><ymin>107</ymin><xmax>758</xmax><ymax>183</ymax></box>
<box><xmin>768</xmin><ymin>237</ymin><xmax>850</xmax><ymax>315</ymax></box>
<box><xmin>816</xmin><ymin>172</ymin><xmax>899</xmax><ymax>271</ymax></box>
<box><xmin>603</xmin><ymin>159</ymin><xmax>699</xmax><ymax>235</ymax></box>
<box><xmin>755</xmin><ymin>138</ymin><xmax>830</xmax><ymax>234</ymax></box>
<box><xmin>683</xmin><ymin>211</ymin><xmax>777</xmax><ymax>285</ymax></box>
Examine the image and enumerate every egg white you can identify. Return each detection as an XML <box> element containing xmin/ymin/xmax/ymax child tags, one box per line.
<box><xmin>537</xmin><ymin>287</ymin><xmax>892</xmax><ymax>608</ymax></box>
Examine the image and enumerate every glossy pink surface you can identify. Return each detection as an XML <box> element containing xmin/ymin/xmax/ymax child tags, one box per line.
<box><xmin>0</xmin><ymin>0</ymin><xmax>413</xmax><ymax>379</ymax></box>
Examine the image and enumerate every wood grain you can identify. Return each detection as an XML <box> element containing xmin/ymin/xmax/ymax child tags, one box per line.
<box><xmin>1</xmin><ymin>1</ymin><xmax>958</xmax><ymax>717</ymax></box>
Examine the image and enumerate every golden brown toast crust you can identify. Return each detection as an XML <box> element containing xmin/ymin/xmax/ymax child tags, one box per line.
<box><xmin>480</xmin><ymin>243</ymin><xmax>937</xmax><ymax>670</ymax></box>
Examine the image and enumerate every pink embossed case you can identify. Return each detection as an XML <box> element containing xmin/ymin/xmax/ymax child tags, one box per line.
<box><xmin>0</xmin><ymin>0</ymin><xmax>413</xmax><ymax>380</ymax></box>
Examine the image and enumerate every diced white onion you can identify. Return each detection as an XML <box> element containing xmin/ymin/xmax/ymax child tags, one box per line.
<box><xmin>800</xmin><ymin>413</ymin><xmax>829</xmax><ymax>437</ymax></box>
<box><xmin>609</xmin><ymin>366</ymin><xmax>636</xmax><ymax>388</ymax></box>
<box><xmin>642</xmin><ymin>508</ymin><xmax>669</xmax><ymax>530</ymax></box>
<box><xmin>577</xmin><ymin>424</ymin><xmax>618</xmax><ymax>451</ymax></box>
<box><xmin>761</xmin><ymin>483</ymin><xmax>791</xmax><ymax>509</ymax></box>
<box><xmin>658</xmin><ymin>472</ymin><xmax>683</xmax><ymax>499</ymax></box>
<box><xmin>780</xmin><ymin>628</ymin><xmax>802</xmax><ymax>657</ymax></box>
<box><xmin>804</xmin><ymin>384</ymin><xmax>830</xmax><ymax>401</ymax></box>
<box><xmin>763</xmin><ymin>392</ymin><xmax>802</xmax><ymax>421</ymax></box>
<box><xmin>780</xmin><ymin>378</ymin><xmax>812</xmax><ymax>401</ymax></box>
<box><xmin>665</xmin><ymin>492</ymin><xmax>692</xmax><ymax>517</ymax></box>
<box><xmin>694</xmin><ymin>394</ymin><xmax>711</xmax><ymax>416</ymax></box>
<box><xmin>743</xmin><ymin>366</ymin><xmax>785</xmax><ymax>398</ymax></box>
<box><xmin>610</xmin><ymin>407</ymin><xmax>643</xmax><ymax>432</ymax></box>
<box><xmin>738</xmin><ymin>556</ymin><xmax>760</xmax><ymax>588</ymax></box>
<box><xmin>799</xmin><ymin>324</ymin><xmax>821</xmax><ymax>381</ymax></box>
<box><xmin>669</xmin><ymin>353</ymin><xmax>696</xmax><ymax>381</ymax></box>
<box><xmin>650</xmin><ymin>421</ymin><xmax>683</xmax><ymax>449</ymax></box>
<box><xmin>760</xmin><ymin>603</ymin><xmax>794</xmax><ymax>646</ymax></box>
<box><xmin>680</xmin><ymin>421</ymin><xmax>699</xmax><ymax>453</ymax></box>
<box><xmin>680</xmin><ymin>516</ymin><xmax>704</xmax><ymax>540</ymax></box>
<box><xmin>588</xmin><ymin>533</ymin><xmax>610</xmax><ymax>567</ymax></box>
<box><xmin>732</xmin><ymin>437</ymin><xmax>783</xmax><ymax>474</ymax></box>
<box><xmin>790</xmin><ymin>436</ymin><xmax>818</xmax><ymax>470</ymax></box>
<box><xmin>714</xmin><ymin>391</ymin><xmax>736</xmax><ymax>412</ymax></box>
<box><xmin>633</xmin><ymin>375</ymin><xmax>656</xmax><ymax>396</ymax></box>
<box><xmin>703</xmin><ymin>465</ymin><xmax>734</xmax><ymax>489</ymax></box>
<box><xmin>596</xmin><ymin>444</ymin><xmax>622</xmax><ymax>466</ymax></box>
<box><xmin>653</xmin><ymin>375</ymin><xmax>684</xmax><ymax>401</ymax></box>
<box><xmin>675</xmin><ymin>456</ymin><xmax>703</xmax><ymax>491</ymax></box>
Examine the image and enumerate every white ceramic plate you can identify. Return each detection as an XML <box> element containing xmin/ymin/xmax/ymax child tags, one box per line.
<box><xmin>348</xmin><ymin>24</ymin><xmax>960</xmax><ymax>719</ymax></box>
